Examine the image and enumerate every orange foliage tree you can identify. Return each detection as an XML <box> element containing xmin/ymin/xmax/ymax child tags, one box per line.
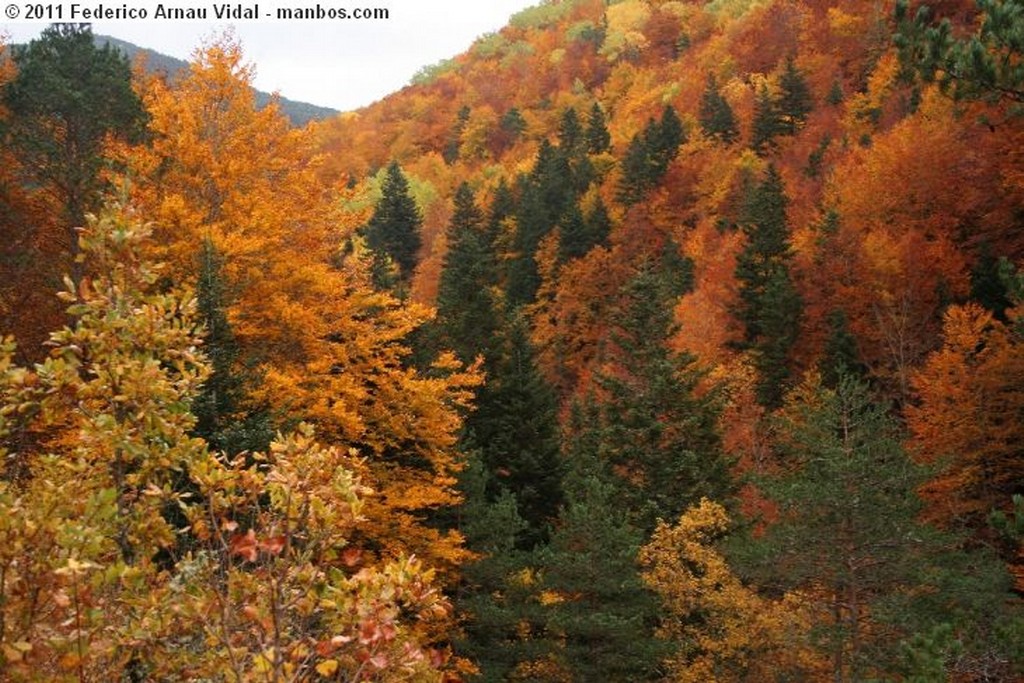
<box><xmin>907</xmin><ymin>302</ymin><xmax>1024</xmax><ymax>533</ymax></box>
<box><xmin>129</xmin><ymin>35</ymin><xmax>480</xmax><ymax>587</ymax></box>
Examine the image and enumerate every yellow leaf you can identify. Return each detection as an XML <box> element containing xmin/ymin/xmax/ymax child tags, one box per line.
<box><xmin>316</xmin><ymin>659</ymin><xmax>339</xmax><ymax>677</ymax></box>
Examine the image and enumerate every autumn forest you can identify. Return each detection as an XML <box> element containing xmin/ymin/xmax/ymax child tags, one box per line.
<box><xmin>2</xmin><ymin>0</ymin><xmax>1024</xmax><ymax>680</ymax></box>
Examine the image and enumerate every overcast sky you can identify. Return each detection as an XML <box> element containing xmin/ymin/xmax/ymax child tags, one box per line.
<box><xmin>1</xmin><ymin>0</ymin><xmax>538</xmax><ymax>111</ymax></box>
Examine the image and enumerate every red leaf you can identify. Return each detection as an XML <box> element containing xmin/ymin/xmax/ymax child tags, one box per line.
<box><xmin>260</xmin><ymin>535</ymin><xmax>286</xmax><ymax>556</ymax></box>
<box><xmin>230</xmin><ymin>529</ymin><xmax>258</xmax><ymax>562</ymax></box>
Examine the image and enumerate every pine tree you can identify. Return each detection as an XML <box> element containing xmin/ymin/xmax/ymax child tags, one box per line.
<box><xmin>444</xmin><ymin>104</ymin><xmax>471</xmax><ymax>165</ymax></box>
<box><xmin>617</xmin><ymin>106</ymin><xmax>685</xmax><ymax>205</ymax></box>
<box><xmin>732</xmin><ymin>375</ymin><xmax>1018</xmax><ymax>682</ymax></box>
<box><xmin>191</xmin><ymin>239</ymin><xmax>273</xmax><ymax>455</ymax></box>
<box><xmin>734</xmin><ymin>165</ymin><xmax>802</xmax><ymax>409</ymax></box>
<box><xmin>778</xmin><ymin>56</ymin><xmax>813</xmax><ymax>134</ymax></box>
<box><xmin>970</xmin><ymin>244</ymin><xmax>1013</xmax><ymax>321</ymax></box>
<box><xmin>699</xmin><ymin>74</ymin><xmax>739</xmax><ymax>144</ymax></box>
<box><xmin>2</xmin><ymin>23</ymin><xmax>146</xmax><ymax>287</ymax></box>
<box><xmin>507</xmin><ymin>142</ymin><xmax>575</xmax><ymax>306</ymax></box>
<box><xmin>648</xmin><ymin>105</ymin><xmax>685</xmax><ymax>178</ymax></box>
<box><xmin>539</xmin><ymin>417</ymin><xmax>671</xmax><ymax>681</ymax></box>
<box><xmin>557</xmin><ymin>107</ymin><xmax>584</xmax><ymax>154</ymax></box>
<box><xmin>454</xmin><ymin>456</ymin><xmax>549</xmax><ymax>682</ymax></box>
<box><xmin>585</xmin><ymin>195</ymin><xmax>612</xmax><ymax>248</ymax></box>
<box><xmin>819</xmin><ymin>309</ymin><xmax>866</xmax><ymax>389</ymax></box>
<box><xmin>365</xmin><ymin>161</ymin><xmax>423</xmax><ymax>287</ymax></box>
<box><xmin>593</xmin><ymin>263</ymin><xmax>732</xmax><ymax>531</ymax></box>
<box><xmin>558</xmin><ymin>204</ymin><xmax>590</xmax><ymax>263</ymax></box>
<box><xmin>585</xmin><ymin>101</ymin><xmax>611</xmax><ymax>154</ymax></box>
<box><xmin>751</xmin><ymin>84</ymin><xmax>782</xmax><ymax>156</ymax></box>
<box><xmin>617</xmin><ymin>130</ymin><xmax>653</xmax><ymax>206</ymax></box>
<box><xmin>436</xmin><ymin>183</ymin><xmax>500</xmax><ymax>366</ymax></box>
<box><xmin>466</xmin><ymin>314</ymin><xmax>563</xmax><ymax>548</ymax></box>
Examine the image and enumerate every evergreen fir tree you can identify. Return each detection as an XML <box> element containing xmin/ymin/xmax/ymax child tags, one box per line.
<box><xmin>488</xmin><ymin>178</ymin><xmax>516</xmax><ymax>248</ymax></box>
<box><xmin>557</xmin><ymin>204</ymin><xmax>590</xmax><ymax>263</ymax></box>
<box><xmin>585</xmin><ymin>195</ymin><xmax>612</xmax><ymax>248</ymax></box>
<box><xmin>734</xmin><ymin>165</ymin><xmax>802</xmax><ymax>409</ymax></box>
<box><xmin>444</xmin><ymin>104</ymin><xmax>471</xmax><ymax>165</ymax></box>
<box><xmin>436</xmin><ymin>183</ymin><xmax>500</xmax><ymax>366</ymax></box>
<box><xmin>585</xmin><ymin>101</ymin><xmax>611</xmax><ymax>154</ymax></box>
<box><xmin>559</xmin><ymin>109</ymin><xmax>596</xmax><ymax>195</ymax></box>
<box><xmin>648</xmin><ymin>105</ymin><xmax>685</xmax><ymax>178</ymax></box>
<box><xmin>819</xmin><ymin>309</ymin><xmax>866</xmax><ymax>388</ymax></box>
<box><xmin>539</xmin><ymin>415</ymin><xmax>671</xmax><ymax>681</ymax></box>
<box><xmin>699</xmin><ymin>73</ymin><xmax>739</xmax><ymax>143</ymax></box>
<box><xmin>557</xmin><ymin>107</ymin><xmax>584</xmax><ymax>154</ymax></box>
<box><xmin>500</xmin><ymin>107</ymin><xmax>527</xmax><ymax>139</ymax></box>
<box><xmin>3</xmin><ymin>23</ymin><xmax>147</xmax><ymax>287</ymax></box>
<box><xmin>778</xmin><ymin>56</ymin><xmax>814</xmax><ymax>134</ymax></box>
<box><xmin>466</xmin><ymin>314</ymin><xmax>563</xmax><ymax>548</ymax></box>
<box><xmin>593</xmin><ymin>263</ymin><xmax>732</xmax><ymax>532</ymax></box>
<box><xmin>751</xmin><ymin>84</ymin><xmax>782</xmax><ymax>156</ymax></box>
<box><xmin>192</xmin><ymin>239</ymin><xmax>273</xmax><ymax>455</ymax></box>
<box><xmin>507</xmin><ymin>143</ymin><xmax>574</xmax><ymax>306</ymax></box>
<box><xmin>618</xmin><ymin>107</ymin><xmax>685</xmax><ymax>205</ymax></box>
<box><xmin>455</xmin><ymin>456</ymin><xmax>550</xmax><ymax>682</ymax></box>
<box><xmin>365</xmin><ymin>161</ymin><xmax>423</xmax><ymax>287</ymax></box>
<box><xmin>970</xmin><ymin>244</ymin><xmax>1013</xmax><ymax>321</ymax></box>
<box><xmin>617</xmin><ymin>130</ymin><xmax>653</xmax><ymax>206</ymax></box>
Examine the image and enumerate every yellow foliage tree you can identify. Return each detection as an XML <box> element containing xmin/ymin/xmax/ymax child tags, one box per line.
<box><xmin>639</xmin><ymin>498</ymin><xmax>826</xmax><ymax>682</ymax></box>
<box><xmin>0</xmin><ymin>205</ymin><xmax>451</xmax><ymax>681</ymax></box>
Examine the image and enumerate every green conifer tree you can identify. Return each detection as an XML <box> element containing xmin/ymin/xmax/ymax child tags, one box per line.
<box><xmin>2</xmin><ymin>23</ymin><xmax>147</xmax><ymax>287</ymax></box>
<box><xmin>539</xmin><ymin>415</ymin><xmax>671</xmax><ymax>681</ymax></box>
<box><xmin>751</xmin><ymin>84</ymin><xmax>782</xmax><ymax>156</ymax></box>
<box><xmin>466</xmin><ymin>314</ymin><xmax>563</xmax><ymax>548</ymax></box>
<box><xmin>365</xmin><ymin>161</ymin><xmax>423</xmax><ymax>288</ymax></box>
<box><xmin>778</xmin><ymin>56</ymin><xmax>814</xmax><ymax>134</ymax></box>
<box><xmin>585</xmin><ymin>102</ymin><xmax>612</xmax><ymax>154</ymax></box>
<box><xmin>699</xmin><ymin>74</ymin><xmax>739</xmax><ymax>143</ymax></box>
<box><xmin>443</xmin><ymin>104</ymin><xmax>471</xmax><ymax>165</ymax></box>
<box><xmin>191</xmin><ymin>239</ymin><xmax>273</xmax><ymax>455</ymax></box>
<box><xmin>454</xmin><ymin>456</ymin><xmax>549</xmax><ymax>682</ymax></box>
<box><xmin>819</xmin><ymin>309</ymin><xmax>866</xmax><ymax>389</ymax></box>
<box><xmin>734</xmin><ymin>165</ymin><xmax>802</xmax><ymax>409</ymax></box>
<box><xmin>436</xmin><ymin>183</ymin><xmax>500</xmax><ymax>366</ymax></box>
<box><xmin>617</xmin><ymin>131</ymin><xmax>653</xmax><ymax>206</ymax></box>
<box><xmin>731</xmin><ymin>375</ymin><xmax>1020</xmax><ymax>682</ymax></box>
<box><xmin>593</xmin><ymin>263</ymin><xmax>731</xmax><ymax>531</ymax></box>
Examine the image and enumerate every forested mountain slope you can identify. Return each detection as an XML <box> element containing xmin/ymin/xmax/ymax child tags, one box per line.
<box><xmin>1</xmin><ymin>2</ymin><xmax>1022</xmax><ymax>680</ymax></box>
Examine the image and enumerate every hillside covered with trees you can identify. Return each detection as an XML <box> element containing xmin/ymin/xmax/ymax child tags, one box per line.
<box><xmin>1</xmin><ymin>1</ymin><xmax>1023</xmax><ymax>680</ymax></box>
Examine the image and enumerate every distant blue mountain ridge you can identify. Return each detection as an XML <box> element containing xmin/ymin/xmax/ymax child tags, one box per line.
<box><xmin>94</xmin><ymin>34</ymin><xmax>339</xmax><ymax>126</ymax></box>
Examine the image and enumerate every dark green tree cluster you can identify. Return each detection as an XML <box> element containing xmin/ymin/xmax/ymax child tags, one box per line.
<box><xmin>364</xmin><ymin>160</ymin><xmax>423</xmax><ymax>291</ymax></box>
<box><xmin>1</xmin><ymin>23</ymin><xmax>146</xmax><ymax>287</ymax></box>
<box><xmin>506</xmin><ymin>105</ymin><xmax>612</xmax><ymax>306</ymax></box>
<box><xmin>733</xmin><ymin>165</ymin><xmax>803</xmax><ymax>409</ymax></box>
<box><xmin>895</xmin><ymin>0</ymin><xmax>1024</xmax><ymax>105</ymax></box>
<box><xmin>699</xmin><ymin>73</ymin><xmax>739</xmax><ymax>144</ymax></box>
<box><xmin>617</xmin><ymin>105</ymin><xmax>686</xmax><ymax>205</ymax></box>
<box><xmin>751</xmin><ymin>56</ymin><xmax>813</xmax><ymax>155</ymax></box>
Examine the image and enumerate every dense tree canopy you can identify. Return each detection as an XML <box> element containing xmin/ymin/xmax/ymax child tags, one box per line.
<box><xmin>3</xmin><ymin>3</ymin><xmax>1024</xmax><ymax>678</ymax></box>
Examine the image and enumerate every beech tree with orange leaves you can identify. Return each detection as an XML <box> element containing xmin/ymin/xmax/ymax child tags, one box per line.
<box><xmin>130</xmin><ymin>36</ymin><xmax>480</xmax><ymax>625</ymax></box>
